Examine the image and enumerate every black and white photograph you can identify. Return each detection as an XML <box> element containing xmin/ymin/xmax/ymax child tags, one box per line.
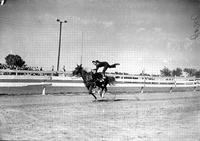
<box><xmin>0</xmin><ymin>0</ymin><xmax>200</xmax><ymax>140</ymax></box>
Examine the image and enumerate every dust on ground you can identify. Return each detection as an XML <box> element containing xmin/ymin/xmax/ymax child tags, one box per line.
<box><xmin>0</xmin><ymin>91</ymin><xmax>200</xmax><ymax>141</ymax></box>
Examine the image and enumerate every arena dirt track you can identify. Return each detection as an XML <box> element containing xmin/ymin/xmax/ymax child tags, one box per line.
<box><xmin>0</xmin><ymin>92</ymin><xmax>200</xmax><ymax>141</ymax></box>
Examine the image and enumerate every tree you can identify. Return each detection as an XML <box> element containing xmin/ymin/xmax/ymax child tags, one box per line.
<box><xmin>160</xmin><ymin>67</ymin><xmax>172</xmax><ymax>76</ymax></box>
<box><xmin>195</xmin><ymin>70</ymin><xmax>200</xmax><ymax>78</ymax></box>
<box><xmin>190</xmin><ymin>15</ymin><xmax>200</xmax><ymax>40</ymax></box>
<box><xmin>172</xmin><ymin>68</ymin><xmax>182</xmax><ymax>76</ymax></box>
<box><xmin>5</xmin><ymin>54</ymin><xmax>25</xmax><ymax>69</ymax></box>
<box><xmin>139</xmin><ymin>73</ymin><xmax>150</xmax><ymax>76</ymax></box>
<box><xmin>183</xmin><ymin>68</ymin><xmax>197</xmax><ymax>77</ymax></box>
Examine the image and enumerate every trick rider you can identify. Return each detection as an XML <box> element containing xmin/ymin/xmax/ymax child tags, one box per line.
<box><xmin>92</xmin><ymin>60</ymin><xmax>120</xmax><ymax>79</ymax></box>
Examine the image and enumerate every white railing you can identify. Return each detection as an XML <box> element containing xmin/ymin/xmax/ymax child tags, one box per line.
<box><xmin>0</xmin><ymin>69</ymin><xmax>199</xmax><ymax>94</ymax></box>
<box><xmin>0</xmin><ymin>69</ymin><xmax>71</xmax><ymax>76</ymax></box>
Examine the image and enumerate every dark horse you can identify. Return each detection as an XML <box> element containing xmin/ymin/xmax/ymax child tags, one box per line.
<box><xmin>72</xmin><ymin>64</ymin><xmax>115</xmax><ymax>100</ymax></box>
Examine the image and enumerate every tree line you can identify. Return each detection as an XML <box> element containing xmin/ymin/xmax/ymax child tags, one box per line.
<box><xmin>160</xmin><ymin>67</ymin><xmax>200</xmax><ymax>78</ymax></box>
<box><xmin>0</xmin><ymin>54</ymin><xmax>200</xmax><ymax>77</ymax></box>
<box><xmin>0</xmin><ymin>54</ymin><xmax>38</xmax><ymax>70</ymax></box>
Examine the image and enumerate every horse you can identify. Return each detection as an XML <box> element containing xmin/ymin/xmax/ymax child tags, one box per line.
<box><xmin>72</xmin><ymin>64</ymin><xmax>115</xmax><ymax>100</ymax></box>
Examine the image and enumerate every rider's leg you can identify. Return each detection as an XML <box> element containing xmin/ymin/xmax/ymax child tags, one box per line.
<box><xmin>95</xmin><ymin>66</ymin><xmax>99</xmax><ymax>73</ymax></box>
<box><xmin>102</xmin><ymin>67</ymin><xmax>108</xmax><ymax>78</ymax></box>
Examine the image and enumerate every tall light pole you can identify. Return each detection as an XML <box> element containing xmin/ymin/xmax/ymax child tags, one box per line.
<box><xmin>56</xmin><ymin>19</ymin><xmax>67</xmax><ymax>71</ymax></box>
<box><xmin>80</xmin><ymin>31</ymin><xmax>84</xmax><ymax>64</ymax></box>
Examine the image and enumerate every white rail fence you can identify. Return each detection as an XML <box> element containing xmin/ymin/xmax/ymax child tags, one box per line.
<box><xmin>0</xmin><ymin>69</ymin><xmax>199</xmax><ymax>95</ymax></box>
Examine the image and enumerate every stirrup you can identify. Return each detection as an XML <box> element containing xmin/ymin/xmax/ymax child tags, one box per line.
<box><xmin>99</xmin><ymin>78</ymin><xmax>104</xmax><ymax>82</ymax></box>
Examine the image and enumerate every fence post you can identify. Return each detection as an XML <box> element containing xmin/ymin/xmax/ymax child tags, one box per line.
<box><xmin>140</xmin><ymin>76</ymin><xmax>145</xmax><ymax>94</ymax></box>
<box><xmin>174</xmin><ymin>79</ymin><xmax>176</xmax><ymax>88</ymax></box>
<box><xmin>42</xmin><ymin>80</ymin><xmax>47</xmax><ymax>95</ymax></box>
<box><xmin>170</xmin><ymin>87</ymin><xmax>173</xmax><ymax>93</ymax></box>
<box><xmin>42</xmin><ymin>86</ymin><xmax>46</xmax><ymax>95</ymax></box>
<box><xmin>193</xmin><ymin>86</ymin><xmax>196</xmax><ymax>92</ymax></box>
<box><xmin>140</xmin><ymin>86</ymin><xmax>144</xmax><ymax>94</ymax></box>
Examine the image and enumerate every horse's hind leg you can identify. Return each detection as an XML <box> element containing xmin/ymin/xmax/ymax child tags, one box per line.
<box><xmin>101</xmin><ymin>86</ymin><xmax>108</xmax><ymax>98</ymax></box>
<box><xmin>104</xmin><ymin>87</ymin><xmax>107</xmax><ymax>93</ymax></box>
<box><xmin>101</xmin><ymin>90</ymin><xmax>105</xmax><ymax>98</ymax></box>
<box><xmin>99</xmin><ymin>89</ymin><xmax>103</xmax><ymax>98</ymax></box>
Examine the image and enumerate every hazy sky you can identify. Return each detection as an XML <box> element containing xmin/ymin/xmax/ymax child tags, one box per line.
<box><xmin>0</xmin><ymin>0</ymin><xmax>200</xmax><ymax>74</ymax></box>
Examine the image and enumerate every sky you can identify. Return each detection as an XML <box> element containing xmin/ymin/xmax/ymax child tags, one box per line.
<box><xmin>0</xmin><ymin>0</ymin><xmax>200</xmax><ymax>74</ymax></box>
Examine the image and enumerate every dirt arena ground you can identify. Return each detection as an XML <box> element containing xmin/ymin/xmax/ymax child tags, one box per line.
<box><xmin>0</xmin><ymin>91</ymin><xmax>200</xmax><ymax>141</ymax></box>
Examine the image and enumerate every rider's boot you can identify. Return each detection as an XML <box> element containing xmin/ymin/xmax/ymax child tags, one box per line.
<box><xmin>100</xmin><ymin>75</ymin><xmax>106</xmax><ymax>82</ymax></box>
<box><xmin>100</xmin><ymin>78</ymin><xmax>104</xmax><ymax>82</ymax></box>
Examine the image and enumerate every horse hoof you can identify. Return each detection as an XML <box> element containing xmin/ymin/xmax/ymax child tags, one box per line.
<box><xmin>92</xmin><ymin>99</ymin><xmax>97</xmax><ymax>102</ymax></box>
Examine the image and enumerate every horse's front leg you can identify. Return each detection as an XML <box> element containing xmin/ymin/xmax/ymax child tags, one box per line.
<box><xmin>91</xmin><ymin>93</ymin><xmax>97</xmax><ymax>100</ymax></box>
<box><xmin>89</xmin><ymin>84</ymin><xmax>97</xmax><ymax>100</ymax></box>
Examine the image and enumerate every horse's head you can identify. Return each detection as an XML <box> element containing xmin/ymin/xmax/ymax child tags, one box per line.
<box><xmin>72</xmin><ymin>64</ymin><xmax>83</xmax><ymax>76</ymax></box>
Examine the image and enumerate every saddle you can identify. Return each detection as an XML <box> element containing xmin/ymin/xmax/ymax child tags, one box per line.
<box><xmin>87</xmin><ymin>72</ymin><xmax>104</xmax><ymax>84</ymax></box>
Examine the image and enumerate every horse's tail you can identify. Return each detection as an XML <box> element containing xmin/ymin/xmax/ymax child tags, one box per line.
<box><xmin>109</xmin><ymin>63</ymin><xmax>120</xmax><ymax>68</ymax></box>
<box><xmin>107</xmin><ymin>76</ymin><xmax>115</xmax><ymax>85</ymax></box>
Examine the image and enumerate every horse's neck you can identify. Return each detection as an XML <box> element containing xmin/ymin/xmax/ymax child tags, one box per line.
<box><xmin>80</xmin><ymin>69</ymin><xmax>89</xmax><ymax>82</ymax></box>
